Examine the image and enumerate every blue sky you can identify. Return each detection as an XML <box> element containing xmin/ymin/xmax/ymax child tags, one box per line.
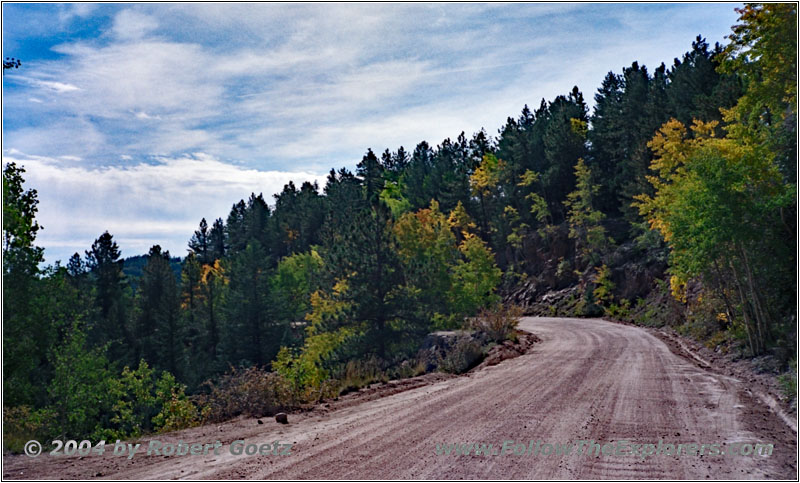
<box><xmin>2</xmin><ymin>3</ymin><xmax>742</xmax><ymax>264</ymax></box>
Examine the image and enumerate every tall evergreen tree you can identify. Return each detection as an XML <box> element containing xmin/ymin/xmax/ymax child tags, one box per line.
<box><xmin>85</xmin><ymin>231</ymin><xmax>129</xmax><ymax>362</ymax></box>
<box><xmin>273</xmin><ymin>181</ymin><xmax>325</xmax><ymax>258</ymax></box>
<box><xmin>135</xmin><ymin>245</ymin><xmax>181</xmax><ymax>376</ymax></box>
<box><xmin>222</xmin><ymin>240</ymin><xmax>281</xmax><ymax>367</ymax></box>
<box><xmin>180</xmin><ymin>252</ymin><xmax>204</xmax><ymax>384</ymax></box>
<box><xmin>188</xmin><ymin>218</ymin><xmax>211</xmax><ymax>265</ymax></box>
<box><xmin>208</xmin><ymin>217</ymin><xmax>226</xmax><ymax>262</ymax></box>
<box><xmin>324</xmin><ymin>150</ymin><xmax>410</xmax><ymax>359</ymax></box>
<box><xmin>401</xmin><ymin>141</ymin><xmax>436</xmax><ymax>211</ymax></box>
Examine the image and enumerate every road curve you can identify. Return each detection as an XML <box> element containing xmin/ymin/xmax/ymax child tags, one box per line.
<box><xmin>4</xmin><ymin>317</ymin><xmax>796</xmax><ymax>479</ymax></box>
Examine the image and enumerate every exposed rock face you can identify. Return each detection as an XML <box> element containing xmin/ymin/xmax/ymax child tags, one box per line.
<box><xmin>421</xmin><ymin>330</ymin><xmax>489</xmax><ymax>352</ymax></box>
<box><xmin>418</xmin><ymin>328</ymin><xmax>538</xmax><ymax>375</ymax></box>
<box><xmin>504</xmin><ymin>232</ymin><xmax>668</xmax><ymax>318</ymax></box>
<box><xmin>472</xmin><ymin>332</ymin><xmax>541</xmax><ymax>370</ymax></box>
<box><xmin>421</xmin><ymin>330</ymin><xmax>471</xmax><ymax>350</ymax></box>
<box><xmin>506</xmin><ymin>283</ymin><xmax>582</xmax><ymax>316</ymax></box>
<box><xmin>419</xmin><ymin>331</ymin><xmax>481</xmax><ymax>372</ymax></box>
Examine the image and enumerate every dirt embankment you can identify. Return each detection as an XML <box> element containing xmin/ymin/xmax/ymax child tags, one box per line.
<box><xmin>4</xmin><ymin>317</ymin><xmax>796</xmax><ymax>480</ymax></box>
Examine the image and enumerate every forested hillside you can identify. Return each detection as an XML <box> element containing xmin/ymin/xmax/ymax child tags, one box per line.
<box><xmin>3</xmin><ymin>4</ymin><xmax>796</xmax><ymax>445</ymax></box>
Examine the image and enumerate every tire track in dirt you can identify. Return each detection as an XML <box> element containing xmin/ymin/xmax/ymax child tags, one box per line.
<box><xmin>4</xmin><ymin>317</ymin><xmax>796</xmax><ymax>479</ymax></box>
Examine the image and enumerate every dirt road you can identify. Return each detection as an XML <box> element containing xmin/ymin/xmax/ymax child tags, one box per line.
<box><xmin>4</xmin><ymin>317</ymin><xmax>796</xmax><ymax>479</ymax></box>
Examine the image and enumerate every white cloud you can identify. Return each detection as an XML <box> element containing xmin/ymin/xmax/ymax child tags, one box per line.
<box><xmin>133</xmin><ymin>111</ymin><xmax>161</xmax><ymax>120</ymax></box>
<box><xmin>58</xmin><ymin>3</ymin><xmax>97</xmax><ymax>24</ymax></box>
<box><xmin>33</xmin><ymin>79</ymin><xmax>81</xmax><ymax>93</ymax></box>
<box><xmin>111</xmin><ymin>10</ymin><xmax>159</xmax><ymax>41</ymax></box>
<box><xmin>6</xmin><ymin>152</ymin><xmax>327</xmax><ymax>263</ymax></box>
<box><xmin>4</xmin><ymin>3</ymin><xmax>740</xmax><ymax>169</ymax></box>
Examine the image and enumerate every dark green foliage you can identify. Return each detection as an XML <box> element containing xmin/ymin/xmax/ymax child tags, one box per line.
<box><xmin>189</xmin><ymin>218</ymin><xmax>212</xmax><ymax>264</ymax></box>
<box><xmin>180</xmin><ymin>252</ymin><xmax>205</xmax><ymax>385</ymax></box>
<box><xmin>400</xmin><ymin>141</ymin><xmax>436</xmax><ymax>211</ymax></box>
<box><xmin>588</xmin><ymin>39</ymin><xmax>743</xmax><ymax>219</ymax></box>
<box><xmin>85</xmin><ymin>231</ymin><xmax>131</xmax><ymax>362</ymax></box>
<box><xmin>208</xmin><ymin>218</ymin><xmax>226</xmax><ymax>262</ymax></box>
<box><xmin>399</xmin><ymin>133</ymin><xmax>479</xmax><ymax>215</ymax></box>
<box><xmin>320</xmin><ymin>150</ymin><xmax>414</xmax><ymax>360</ymax></box>
<box><xmin>3</xmin><ymin>162</ymin><xmax>43</xmax><ymax>277</ymax></box>
<box><xmin>134</xmin><ymin>245</ymin><xmax>182</xmax><ymax>376</ymax></box>
<box><xmin>226</xmin><ymin>194</ymin><xmax>275</xmax><ymax>256</ymax></box>
<box><xmin>272</xmin><ymin>181</ymin><xmax>325</xmax><ymax>258</ymax></box>
<box><xmin>495</xmin><ymin>88</ymin><xmax>588</xmax><ymax>227</ymax></box>
<box><xmin>3</xmin><ymin>162</ymin><xmax>46</xmax><ymax>406</ymax></box>
<box><xmin>222</xmin><ymin>240</ymin><xmax>284</xmax><ymax>368</ymax></box>
<box><xmin>48</xmin><ymin>323</ymin><xmax>120</xmax><ymax>440</ymax></box>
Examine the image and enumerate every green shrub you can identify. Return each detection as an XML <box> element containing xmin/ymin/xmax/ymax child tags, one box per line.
<box><xmin>111</xmin><ymin>360</ymin><xmax>156</xmax><ymax>437</ymax></box>
<box><xmin>431</xmin><ymin>312</ymin><xmax>462</xmax><ymax>331</ymax></box>
<box><xmin>197</xmin><ymin>367</ymin><xmax>296</xmax><ymax>423</ymax></box>
<box><xmin>47</xmin><ymin>325</ymin><xmax>122</xmax><ymax>441</ymax></box>
<box><xmin>152</xmin><ymin>372</ymin><xmax>204</xmax><ymax>432</ymax></box>
<box><xmin>592</xmin><ymin>264</ymin><xmax>615</xmax><ymax>307</ymax></box>
<box><xmin>448</xmin><ymin>235</ymin><xmax>502</xmax><ymax>317</ymax></box>
<box><xmin>470</xmin><ymin>304</ymin><xmax>522</xmax><ymax>342</ymax></box>
<box><xmin>605</xmin><ymin>298</ymin><xmax>631</xmax><ymax>320</ymax></box>
<box><xmin>3</xmin><ymin>406</ymin><xmax>56</xmax><ymax>453</ymax></box>
<box><xmin>576</xmin><ymin>283</ymin><xmax>603</xmax><ymax>316</ymax></box>
<box><xmin>335</xmin><ymin>357</ymin><xmax>387</xmax><ymax>395</ymax></box>
<box><xmin>556</xmin><ymin>259</ymin><xmax>572</xmax><ymax>279</ymax></box>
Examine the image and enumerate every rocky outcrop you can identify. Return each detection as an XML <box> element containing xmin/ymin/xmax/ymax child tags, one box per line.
<box><xmin>472</xmin><ymin>332</ymin><xmax>541</xmax><ymax>370</ymax></box>
<box><xmin>504</xmin><ymin>233</ymin><xmax>668</xmax><ymax>317</ymax></box>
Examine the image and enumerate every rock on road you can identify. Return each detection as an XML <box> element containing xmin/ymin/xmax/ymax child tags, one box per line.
<box><xmin>4</xmin><ymin>317</ymin><xmax>796</xmax><ymax>479</ymax></box>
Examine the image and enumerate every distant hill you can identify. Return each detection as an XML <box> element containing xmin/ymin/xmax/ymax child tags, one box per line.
<box><xmin>122</xmin><ymin>254</ymin><xmax>183</xmax><ymax>289</ymax></box>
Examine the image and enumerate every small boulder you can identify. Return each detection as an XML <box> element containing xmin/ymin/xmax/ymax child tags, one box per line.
<box><xmin>257</xmin><ymin>419</ymin><xmax>263</xmax><ymax>424</ymax></box>
<box><xmin>275</xmin><ymin>412</ymin><xmax>288</xmax><ymax>424</ymax></box>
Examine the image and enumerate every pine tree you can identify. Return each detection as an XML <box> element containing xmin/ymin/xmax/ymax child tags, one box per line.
<box><xmin>208</xmin><ymin>218</ymin><xmax>226</xmax><ymax>262</ymax></box>
<box><xmin>179</xmin><ymin>252</ymin><xmax>204</xmax><ymax>384</ymax></box>
<box><xmin>223</xmin><ymin>241</ymin><xmax>279</xmax><ymax>368</ymax></box>
<box><xmin>199</xmin><ymin>260</ymin><xmax>227</xmax><ymax>370</ymax></box>
<box><xmin>564</xmin><ymin>159</ymin><xmax>612</xmax><ymax>267</ymax></box>
<box><xmin>135</xmin><ymin>245</ymin><xmax>181</xmax><ymax>376</ymax></box>
<box><xmin>401</xmin><ymin>141</ymin><xmax>435</xmax><ymax>211</ymax></box>
<box><xmin>85</xmin><ymin>231</ymin><xmax>130</xmax><ymax>362</ymax></box>
<box><xmin>188</xmin><ymin>218</ymin><xmax>211</xmax><ymax>265</ymax></box>
<box><xmin>273</xmin><ymin>181</ymin><xmax>325</xmax><ymax>257</ymax></box>
<box><xmin>320</xmin><ymin>150</ymin><xmax>410</xmax><ymax>359</ymax></box>
<box><xmin>225</xmin><ymin>200</ymin><xmax>248</xmax><ymax>253</ymax></box>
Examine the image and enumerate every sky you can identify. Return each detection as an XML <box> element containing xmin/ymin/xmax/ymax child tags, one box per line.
<box><xmin>2</xmin><ymin>2</ymin><xmax>743</xmax><ymax>264</ymax></box>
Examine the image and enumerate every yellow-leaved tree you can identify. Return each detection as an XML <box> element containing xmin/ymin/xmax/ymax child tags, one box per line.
<box><xmin>634</xmin><ymin>118</ymin><xmax>793</xmax><ymax>355</ymax></box>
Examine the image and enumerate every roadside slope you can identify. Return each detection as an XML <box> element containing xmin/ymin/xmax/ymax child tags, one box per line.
<box><xmin>4</xmin><ymin>317</ymin><xmax>796</xmax><ymax>479</ymax></box>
